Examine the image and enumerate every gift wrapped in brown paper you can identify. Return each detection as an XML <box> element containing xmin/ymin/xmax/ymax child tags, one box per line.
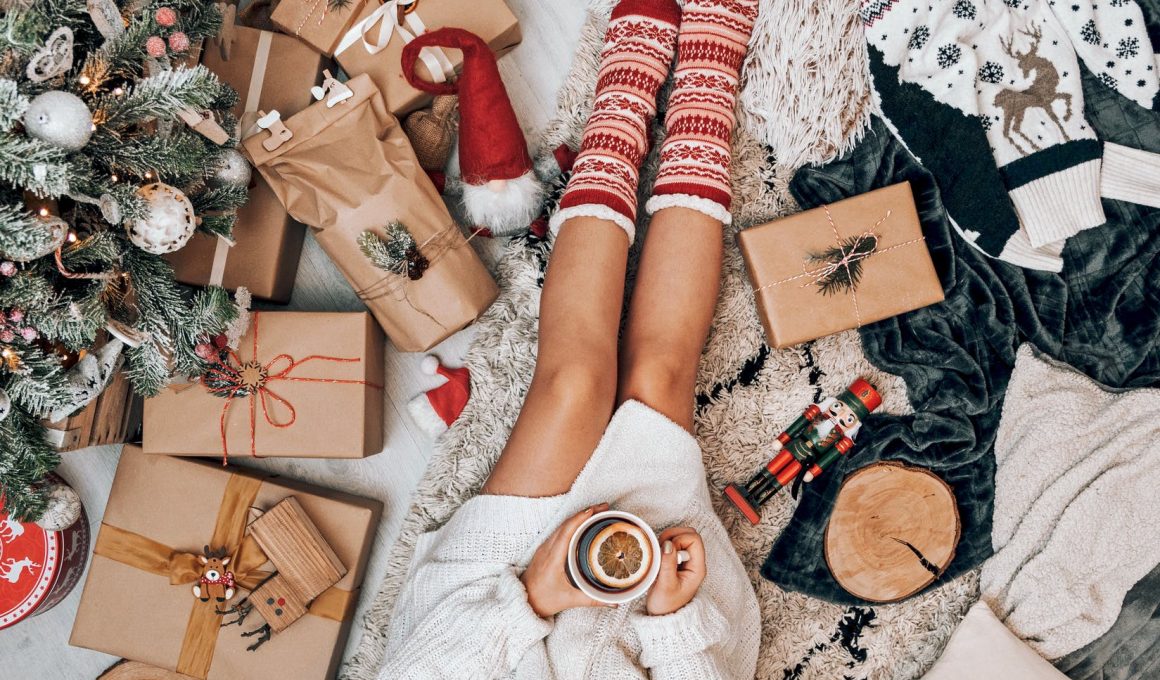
<box><xmin>241</xmin><ymin>74</ymin><xmax>499</xmax><ymax>351</ymax></box>
<box><xmin>165</xmin><ymin>25</ymin><xmax>327</xmax><ymax>301</ymax></box>
<box><xmin>334</xmin><ymin>0</ymin><xmax>521</xmax><ymax>117</ymax></box>
<box><xmin>271</xmin><ymin>0</ymin><xmax>368</xmax><ymax>56</ymax></box>
<box><xmin>42</xmin><ymin>368</ymin><xmax>142</xmax><ymax>452</ymax></box>
<box><xmin>70</xmin><ymin>447</ymin><xmax>382</xmax><ymax>680</ymax></box>
<box><xmin>142</xmin><ymin>311</ymin><xmax>384</xmax><ymax>460</ymax></box>
<box><xmin>737</xmin><ymin>182</ymin><xmax>945</xmax><ymax>349</ymax></box>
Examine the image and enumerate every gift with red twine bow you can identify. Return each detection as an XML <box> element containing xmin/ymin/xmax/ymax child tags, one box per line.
<box><xmin>143</xmin><ymin>311</ymin><xmax>386</xmax><ymax>460</ymax></box>
<box><xmin>737</xmin><ymin>182</ymin><xmax>945</xmax><ymax>349</ymax></box>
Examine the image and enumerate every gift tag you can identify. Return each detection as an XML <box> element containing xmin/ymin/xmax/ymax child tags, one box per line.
<box><xmin>256</xmin><ymin>110</ymin><xmax>292</xmax><ymax>152</ymax></box>
<box><xmin>310</xmin><ymin>70</ymin><xmax>353</xmax><ymax>108</ymax></box>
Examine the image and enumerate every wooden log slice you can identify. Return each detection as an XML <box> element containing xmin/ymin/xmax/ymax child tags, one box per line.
<box><xmin>824</xmin><ymin>461</ymin><xmax>960</xmax><ymax>603</ymax></box>
<box><xmin>98</xmin><ymin>660</ymin><xmax>187</xmax><ymax>680</ymax></box>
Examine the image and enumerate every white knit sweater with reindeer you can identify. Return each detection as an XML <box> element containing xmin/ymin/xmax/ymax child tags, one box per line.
<box><xmin>863</xmin><ymin>0</ymin><xmax>1160</xmax><ymax>270</ymax></box>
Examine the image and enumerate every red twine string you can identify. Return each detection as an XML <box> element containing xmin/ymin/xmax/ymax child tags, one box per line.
<box><xmin>200</xmin><ymin>311</ymin><xmax>381</xmax><ymax>465</ymax></box>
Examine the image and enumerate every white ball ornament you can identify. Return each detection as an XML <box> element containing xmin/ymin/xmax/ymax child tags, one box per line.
<box><xmin>23</xmin><ymin>90</ymin><xmax>93</xmax><ymax>151</ymax></box>
<box><xmin>0</xmin><ymin>387</ymin><xmax>10</xmax><ymax>422</ymax></box>
<box><xmin>209</xmin><ymin>148</ymin><xmax>252</xmax><ymax>188</ymax></box>
<box><xmin>35</xmin><ymin>482</ymin><xmax>82</xmax><ymax>531</ymax></box>
<box><xmin>125</xmin><ymin>183</ymin><xmax>197</xmax><ymax>254</ymax></box>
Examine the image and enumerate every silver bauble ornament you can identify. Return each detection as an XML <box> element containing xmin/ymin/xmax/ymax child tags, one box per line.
<box><xmin>0</xmin><ymin>386</ymin><xmax>10</xmax><ymax>422</ymax></box>
<box><xmin>23</xmin><ymin>90</ymin><xmax>93</xmax><ymax>151</ymax></box>
<box><xmin>35</xmin><ymin>482</ymin><xmax>82</xmax><ymax>531</ymax></box>
<box><xmin>209</xmin><ymin>148</ymin><xmax>252</xmax><ymax>188</ymax></box>
<box><xmin>125</xmin><ymin>183</ymin><xmax>197</xmax><ymax>254</ymax></box>
<box><xmin>4</xmin><ymin>214</ymin><xmax>70</xmax><ymax>262</ymax></box>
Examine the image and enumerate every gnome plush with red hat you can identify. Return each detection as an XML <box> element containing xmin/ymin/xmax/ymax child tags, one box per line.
<box><xmin>402</xmin><ymin>28</ymin><xmax>542</xmax><ymax>236</ymax></box>
<box><xmin>408</xmin><ymin>355</ymin><xmax>471</xmax><ymax>436</ymax></box>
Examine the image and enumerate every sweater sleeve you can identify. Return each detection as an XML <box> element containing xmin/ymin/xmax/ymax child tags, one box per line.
<box><xmin>630</xmin><ymin>596</ymin><xmax>735</xmax><ymax>679</ymax></box>
<box><xmin>1100</xmin><ymin>141</ymin><xmax>1160</xmax><ymax>207</ymax></box>
<box><xmin>379</xmin><ymin>561</ymin><xmax>554</xmax><ymax>680</ymax></box>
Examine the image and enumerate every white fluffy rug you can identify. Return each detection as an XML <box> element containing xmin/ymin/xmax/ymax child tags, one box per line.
<box><xmin>342</xmin><ymin>1</ymin><xmax>979</xmax><ymax>678</ymax></box>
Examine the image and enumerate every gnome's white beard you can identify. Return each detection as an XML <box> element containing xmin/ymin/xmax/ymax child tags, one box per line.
<box><xmin>461</xmin><ymin>171</ymin><xmax>543</xmax><ymax>236</ymax></box>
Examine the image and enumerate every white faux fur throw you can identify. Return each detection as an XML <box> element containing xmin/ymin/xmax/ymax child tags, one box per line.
<box><xmin>341</xmin><ymin>1</ymin><xmax>980</xmax><ymax>679</ymax></box>
<box><xmin>981</xmin><ymin>345</ymin><xmax>1160</xmax><ymax>661</ymax></box>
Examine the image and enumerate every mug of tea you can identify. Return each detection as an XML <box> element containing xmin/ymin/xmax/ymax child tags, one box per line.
<box><xmin>565</xmin><ymin>510</ymin><xmax>690</xmax><ymax>605</ymax></box>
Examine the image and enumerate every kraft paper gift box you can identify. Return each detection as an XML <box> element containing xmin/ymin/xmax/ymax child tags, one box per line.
<box><xmin>737</xmin><ymin>182</ymin><xmax>945</xmax><ymax>349</ymax></box>
<box><xmin>166</xmin><ymin>26</ymin><xmax>327</xmax><ymax>302</ymax></box>
<box><xmin>242</xmin><ymin>74</ymin><xmax>499</xmax><ymax>352</ymax></box>
<box><xmin>69</xmin><ymin>447</ymin><xmax>382</xmax><ymax>680</ymax></box>
<box><xmin>334</xmin><ymin>0</ymin><xmax>521</xmax><ymax>117</ymax></box>
<box><xmin>271</xmin><ymin>0</ymin><xmax>368</xmax><ymax>57</ymax></box>
<box><xmin>142</xmin><ymin>311</ymin><xmax>385</xmax><ymax>459</ymax></box>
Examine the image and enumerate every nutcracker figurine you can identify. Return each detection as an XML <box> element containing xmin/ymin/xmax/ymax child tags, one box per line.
<box><xmin>724</xmin><ymin>378</ymin><xmax>882</xmax><ymax>525</ymax></box>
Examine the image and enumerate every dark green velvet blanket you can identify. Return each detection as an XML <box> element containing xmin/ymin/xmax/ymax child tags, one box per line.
<box><xmin>761</xmin><ymin>67</ymin><xmax>1160</xmax><ymax>604</ymax></box>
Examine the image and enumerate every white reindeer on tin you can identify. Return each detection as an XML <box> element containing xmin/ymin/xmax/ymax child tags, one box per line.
<box><xmin>0</xmin><ymin>517</ymin><xmax>24</xmax><ymax>542</ymax></box>
<box><xmin>0</xmin><ymin>557</ymin><xmax>40</xmax><ymax>583</ymax></box>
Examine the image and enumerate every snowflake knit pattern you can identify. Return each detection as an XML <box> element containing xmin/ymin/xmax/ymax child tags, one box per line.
<box><xmin>646</xmin><ymin>0</ymin><xmax>760</xmax><ymax>223</ymax></box>
<box><xmin>550</xmin><ymin>0</ymin><xmax>681</xmax><ymax>243</ymax></box>
<box><xmin>863</xmin><ymin>0</ymin><xmax>1160</xmax><ymax>270</ymax></box>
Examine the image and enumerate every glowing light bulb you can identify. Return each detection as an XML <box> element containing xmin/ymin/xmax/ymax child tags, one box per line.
<box><xmin>67</xmin><ymin>232</ymin><xmax>77</xmax><ymax>243</ymax></box>
<box><xmin>144</xmin><ymin>171</ymin><xmax>152</xmax><ymax>179</ymax></box>
<box><xmin>38</xmin><ymin>208</ymin><xmax>48</xmax><ymax>217</ymax></box>
<box><xmin>79</xmin><ymin>75</ymin><xmax>91</xmax><ymax>86</ymax></box>
<box><xmin>113</xmin><ymin>87</ymin><xmax>124</xmax><ymax>96</ymax></box>
<box><xmin>111</xmin><ymin>174</ymin><xmax>118</xmax><ymax>182</ymax></box>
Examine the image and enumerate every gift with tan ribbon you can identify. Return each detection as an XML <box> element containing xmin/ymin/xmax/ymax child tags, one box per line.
<box><xmin>142</xmin><ymin>311</ymin><xmax>385</xmax><ymax>459</ymax></box>
<box><xmin>166</xmin><ymin>25</ymin><xmax>325</xmax><ymax>302</ymax></box>
<box><xmin>69</xmin><ymin>447</ymin><xmax>382</xmax><ymax>680</ymax></box>
<box><xmin>270</xmin><ymin>0</ymin><xmax>368</xmax><ymax>56</ymax></box>
<box><xmin>737</xmin><ymin>182</ymin><xmax>945</xmax><ymax>349</ymax></box>
<box><xmin>335</xmin><ymin>0</ymin><xmax>521</xmax><ymax>117</ymax></box>
<box><xmin>242</xmin><ymin>74</ymin><xmax>498</xmax><ymax>351</ymax></box>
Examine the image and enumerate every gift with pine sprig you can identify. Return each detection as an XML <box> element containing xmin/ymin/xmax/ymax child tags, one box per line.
<box><xmin>737</xmin><ymin>182</ymin><xmax>945</xmax><ymax>349</ymax></box>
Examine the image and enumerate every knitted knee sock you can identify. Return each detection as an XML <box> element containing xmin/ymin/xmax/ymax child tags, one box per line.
<box><xmin>646</xmin><ymin>0</ymin><xmax>758</xmax><ymax>224</ymax></box>
<box><xmin>549</xmin><ymin>0</ymin><xmax>680</xmax><ymax>243</ymax></box>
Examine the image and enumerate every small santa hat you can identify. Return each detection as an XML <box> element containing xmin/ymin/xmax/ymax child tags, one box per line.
<box><xmin>407</xmin><ymin>355</ymin><xmax>470</xmax><ymax>436</ymax></box>
<box><xmin>402</xmin><ymin>28</ymin><xmax>542</xmax><ymax>236</ymax></box>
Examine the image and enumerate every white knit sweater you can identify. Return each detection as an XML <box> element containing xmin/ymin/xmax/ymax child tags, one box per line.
<box><xmin>379</xmin><ymin>400</ymin><xmax>762</xmax><ymax>679</ymax></box>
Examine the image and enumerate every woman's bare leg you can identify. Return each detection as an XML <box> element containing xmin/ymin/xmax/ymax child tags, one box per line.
<box><xmin>617</xmin><ymin>207</ymin><xmax>722</xmax><ymax>430</ymax></box>
<box><xmin>482</xmin><ymin>219</ymin><xmax>629</xmax><ymax>496</ymax></box>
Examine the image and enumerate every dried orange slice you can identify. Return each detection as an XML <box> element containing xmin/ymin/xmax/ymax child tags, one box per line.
<box><xmin>586</xmin><ymin>521</ymin><xmax>651</xmax><ymax>590</ymax></box>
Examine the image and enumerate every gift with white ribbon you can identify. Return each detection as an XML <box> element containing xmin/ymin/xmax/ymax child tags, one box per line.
<box><xmin>334</xmin><ymin>0</ymin><xmax>455</xmax><ymax>85</ymax></box>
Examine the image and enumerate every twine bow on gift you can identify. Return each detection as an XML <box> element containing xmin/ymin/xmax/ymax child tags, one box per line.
<box><xmin>756</xmin><ymin>206</ymin><xmax>925</xmax><ymax>328</ymax></box>
<box><xmin>199</xmin><ymin>311</ymin><xmax>379</xmax><ymax>465</ymax></box>
<box><xmin>334</xmin><ymin>0</ymin><xmax>454</xmax><ymax>83</ymax></box>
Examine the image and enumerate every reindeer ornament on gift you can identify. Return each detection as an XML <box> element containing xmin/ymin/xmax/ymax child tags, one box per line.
<box><xmin>193</xmin><ymin>546</ymin><xmax>236</xmax><ymax>603</ymax></box>
<box><xmin>724</xmin><ymin>379</ymin><xmax>882</xmax><ymax>525</ymax></box>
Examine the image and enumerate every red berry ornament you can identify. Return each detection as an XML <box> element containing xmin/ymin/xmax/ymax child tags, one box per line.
<box><xmin>0</xmin><ymin>261</ymin><xmax>15</xmax><ymax>276</ymax></box>
<box><xmin>145</xmin><ymin>36</ymin><xmax>166</xmax><ymax>57</ymax></box>
<box><xmin>168</xmin><ymin>32</ymin><xmax>190</xmax><ymax>53</ymax></box>
<box><xmin>155</xmin><ymin>7</ymin><xmax>178</xmax><ymax>27</ymax></box>
<box><xmin>194</xmin><ymin>342</ymin><xmax>215</xmax><ymax>361</ymax></box>
<box><xmin>20</xmin><ymin>327</ymin><xmax>37</xmax><ymax>341</ymax></box>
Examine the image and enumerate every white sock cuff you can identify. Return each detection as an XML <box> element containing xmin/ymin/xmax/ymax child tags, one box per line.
<box><xmin>548</xmin><ymin>204</ymin><xmax>637</xmax><ymax>244</ymax></box>
<box><xmin>1007</xmin><ymin>159</ymin><xmax>1105</xmax><ymax>249</ymax></box>
<box><xmin>1101</xmin><ymin>142</ymin><xmax>1160</xmax><ymax>209</ymax></box>
<box><xmin>644</xmin><ymin>193</ymin><xmax>733</xmax><ymax>225</ymax></box>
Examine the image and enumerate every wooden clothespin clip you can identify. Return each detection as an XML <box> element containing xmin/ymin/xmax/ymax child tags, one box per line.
<box><xmin>177</xmin><ymin>108</ymin><xmax>230</xmax><ymax>146</ymax></box>
<box><xmin>212</xmin><ymin>2</ymin><xmax>238</xmax><ymax>60</ymax></box>
<box><xmin>256</xmin><ymin>110</ymin><xmax>292</xmax><ymax>152</ymax></box>
<box><xmin>310</xmin><ymin>70</ymin><xmax>354</xmax><ymax>108</ymax></box>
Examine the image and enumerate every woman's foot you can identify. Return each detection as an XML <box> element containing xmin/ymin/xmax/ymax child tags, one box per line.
<box><xmin>645</xmin><ymin>0</ymin><xmax>759</xmax><ymax>224</ymax></box>
<box><xmin>550</xmin><ymin>0</ymin><xmax>681</xmax><ymax>244</ymax></box>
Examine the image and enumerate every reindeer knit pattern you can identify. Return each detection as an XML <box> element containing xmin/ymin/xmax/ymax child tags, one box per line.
<box><xmin>550</xmin><ymin>0</ymin><xmax>680</xmax><ymax>243</ymax></box>
<box><xmin>863</xmin><ymin>0</ymin><xmax>1160</xmax><ymax>271</ymax></box>
<box><xmin>645</xmin><ymin>0</ymin><xmax>760</xmax><ymax>224</ymax></box>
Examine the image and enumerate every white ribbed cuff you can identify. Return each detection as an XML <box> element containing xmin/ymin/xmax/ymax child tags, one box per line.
<box><xmin>645</xmin><ymin>193</ymin><xmax>733</xmax><ymax>225</ymax></box>
<box><xmin>548</xmin><ymin>204</ymin><xmax>637</xmax><ymax>244</ymax></box>
<box><xmin>631</xmin><ymin>596</ymin><xmax>729</xmax><ymax>668</ymax></box>
<box><xmin>997</xmin><ymin>228</ymin><xmax>1065</xmax><ymax>273</ymax></box>
<box><xmin>1007</xmin><ymin>159</ymin><xmax>1105</xmax><ymax>248</ymax></box>
<box><xmin>1100</xmin><ymin>142</ymin><xmax>1160</xmax><ymax>208</ymax></box>
<box><xmin>495</xmin><ymin>567</ymin><xmax>556</xmax><ymax>641</ymax></box>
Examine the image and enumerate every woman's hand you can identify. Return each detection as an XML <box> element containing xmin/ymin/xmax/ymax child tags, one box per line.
<box><xmin>520</xmin><ymin>503</ymin><xmax>610</xmax><ymax>618</ymax></box>
<box><xmin>646</xmin><ymin>527</ymin><xmax>706</xmax><ymax>616</ymax></box>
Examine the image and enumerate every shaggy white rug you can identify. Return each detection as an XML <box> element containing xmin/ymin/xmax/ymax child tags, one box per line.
<box><xmin>342</xmin><ymin>1</ymin><xmax>979</xmax><ymax>678</ymax></box>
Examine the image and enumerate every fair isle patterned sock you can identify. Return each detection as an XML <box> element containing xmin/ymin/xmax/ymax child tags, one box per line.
<box><xmin>646</xmin><ymin>0</ymin><xmax>758</xmax><ymax>224</ymax></box>
<box><xmin>549</xmin><ymin>0</ymin><xmax>680</xmax><ymax>244</ymax></box>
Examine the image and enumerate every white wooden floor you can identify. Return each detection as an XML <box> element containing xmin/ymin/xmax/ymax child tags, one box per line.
<box><xmin>0</xmin><ymin>1</ymin><xmax>587</xmax><ymax>676</ymax></box>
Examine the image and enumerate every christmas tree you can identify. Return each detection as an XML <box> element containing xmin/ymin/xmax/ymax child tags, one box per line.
<box><xmin>0</xmin><ymin>0</ymin><xmax>246</xmax><ymax>520</ymax></box>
